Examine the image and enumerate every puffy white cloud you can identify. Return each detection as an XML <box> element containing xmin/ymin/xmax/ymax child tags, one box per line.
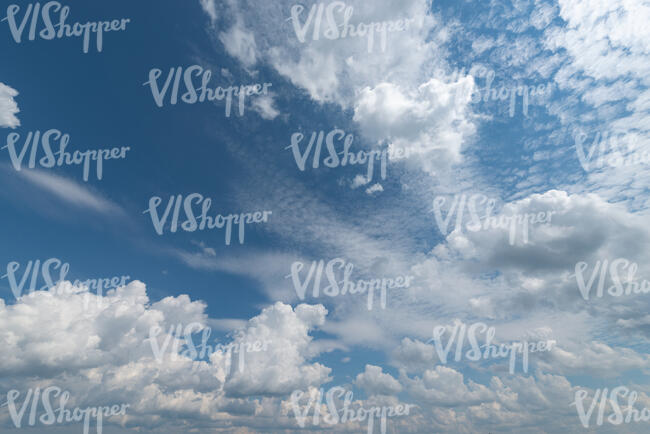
<box><xmin>391</xmin><ymin>338</ymin><xmax>438</xmax><ymax>373</ymax></box>
<box><xmin>353</xmin><ymin>78</ymin><xmax>476</xmax><ymax>176</ymax></box>
<box><xmin>0</xmin><ymin>82</ymin><xmax>20</xmax><ymax>129</ymax></box>
<box><xmin>420</xmin><ymin>189</ymin><xmax>650</xmax><ymax>335</ymax></box>
<box><xmin>354</xmin><ymin>364</ymin><xmax>402</xmax><ymax>396</ymax></box>
<box><xmin>403</xmin><ymin>365</ymin><xmax>494</xmax><ymax>407</ymax></box>
<box><xmin>438</xmin><ymin>190</ymin><xmax>650</xmax><ymax>274</ymax></box>
<box><xmin>0</xmin><ymin>281</ymin><xmax>331</xmax><ymax>430</ymax></box>
<box><xmin>224</xmin><ymin>302</ymin><xmax>331</xmax><ymax>397</ymax></box>
<box><xmin>0</xmin><ymin>280</ymin><xmax>155</xmax><ymax>376</ymax></box>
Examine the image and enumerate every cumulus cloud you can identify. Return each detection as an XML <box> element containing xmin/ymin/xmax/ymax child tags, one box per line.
<box><xmin>354</xmin><ymin>364</ymin><xmax>402</xmax><ymax>396</ymax></box>
<box><xmin>391</xmin><ymin>338</ymin><xmax>439</xmax><ymax>373</ymax></box>
<box><xmin>0</xmin><ymin>281</ymin><xmax>331</xmax><ymax>430</ymax></box>
<box><xmin>421</xmin><ymin>190</ymin><xmax>650</xmax><ymax>329</ymax></box>
<box><xmin>354</xmin><ymin>79</ymin><xmax>476</xmax><ymax>175</ymax></box>
<box><xmin>436</xmin><ymin>190</ymin><xmax>650</xmax><ymax>274</ymax></box>
<box><xmin>403</xmin><ymin>365</ymin><xmax>494</xmax><ymax>407</ymax></box>
<box><xmin>0</xmin><ymin>82</ymin><xmax>20</xmax><ymax>129</ymax></box>
<box><xmin>224</xmin><ymin>302</ymin><xmax>331</xmax><ymax>397</ymax></box>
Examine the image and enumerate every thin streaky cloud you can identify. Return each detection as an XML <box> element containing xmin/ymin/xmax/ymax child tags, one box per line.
<box><xmin>7</xmin><ymin>165</ymin><xmax>126</xmax><ymax>216</ymax></box>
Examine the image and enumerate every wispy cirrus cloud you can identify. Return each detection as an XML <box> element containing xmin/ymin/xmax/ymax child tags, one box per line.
<box><xmin>0</xmin><ymin>164</ymin><xmax>126</xmax><ymax>217</ymax></box>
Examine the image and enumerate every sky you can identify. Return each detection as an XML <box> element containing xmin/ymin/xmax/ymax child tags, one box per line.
<box><xmin>0</xmin><ymin>0</ymin><xmax>650</xmax><ymax>432</ymax></box>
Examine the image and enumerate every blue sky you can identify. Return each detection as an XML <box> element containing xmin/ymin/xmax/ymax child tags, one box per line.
<box><xmin>1</xmin><ymin>0</ymin><xmax>650</xmax><ymax>433</ymax></box>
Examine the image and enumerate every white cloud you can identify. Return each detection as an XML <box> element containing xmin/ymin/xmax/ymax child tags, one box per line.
<box><xmin>539</xmin><ymin>0</ymin><xmax>650</xmax><ymax>204</ymax></box>
<box><xmin>391</xmin><ymin>338</ymin><xmax>438</xmax><ymax>373</ymax></box>
<box><xmin>353</xmin><ymin>79</ymin><xmax>476</xmax><ymax>176</ymax></box>
<box><xmin>199</xmin><ymin>0</ymin><xmax>218</xmax><ymax>23</ymax></box>
<box><xmin>0</xmin><ymin>82</ymin><xmax>20</xmax><ymax>129</ymax></box>
<box><xmin>11</xmin><ymin>168</ymin><xmax>125</xmax><ymax>215</ymax></box>
<box><xmin>190</xmin><ymin>240</ymin><xmax>216</xmax><ymax>257</ymax></box>
<box><xmin>354</xmin><ymin>364</ymin><xmax>402</xmax><ymax>396</ymax></box>
<box><xmin>351</xmin><ymin>174</ymin><xmax>369</xmax><ymax>189</ymax></box>
<box><xmin>175</xmin><ymin>2</ymin><xmax>650</xmax><ymax>432</ymax></box>
<box><xmin>530</xmin><ymin>3</ymin><xmax>558</xmax><ymax>30</ymax></box>
<box><xmin>219</xmin><ymin>17</ymin><xmax>258</xmax><ymax>67</ymax></box>
<box><xmin>404</xmin><ymin>365</ymin><xmax>494</xmax><ymax>407</ymax></box>
<box><xmin>365</xmin><ymin>183</ymin><xmax>384</xmax><ymax>195</ymax></box>
<box><xmin>541</xmin><ymin>341</ymin><xmax>650</xmax><ymax>377</ymax></box>
<box><xmin>224</xmin><ymin>302</ymin><xmax>331</xmax><ymax>397</ymax></box>
<box><xmin>270</xmin><ymin>46</ymin><xmax>342</xmax><ymax>102</ymax></box>
<box><xmin>201</xmin><ymin>0</ymin><xmax>477</xmax><ymax>175</ymax></box>
<box><xmin>251</xmin><ymin>94</ymin><xmax>280</xmax><ymax>120</ymax></box>
<box><xmin>0</xmin><ymin>281</ymin><xmax>332</xmax><ymax>430</ymax></box>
